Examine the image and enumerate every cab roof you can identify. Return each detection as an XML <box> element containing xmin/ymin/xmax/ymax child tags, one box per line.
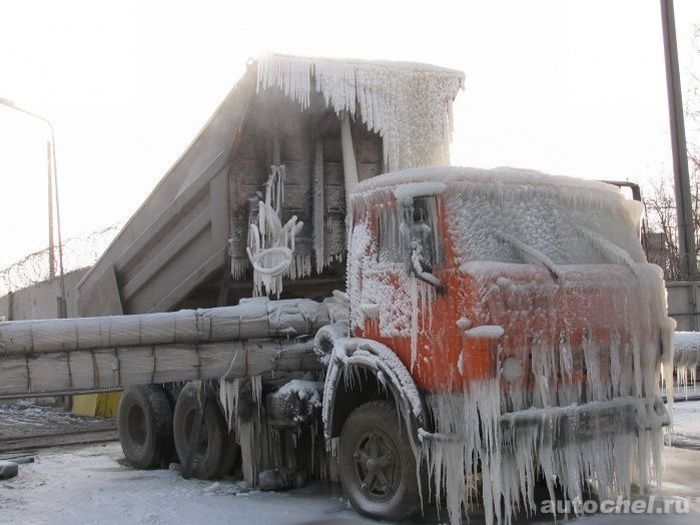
<box><xmin>353</xmin><ymin>166</ymin><xmax>620</xmax><ymax>198</ymax></box>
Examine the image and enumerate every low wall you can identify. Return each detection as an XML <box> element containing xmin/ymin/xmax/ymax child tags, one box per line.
<box><xmin>667</xmin><ymin>281</ymin><xmax>700</xmax><ymax>332</ymax></box>
<box><xmin>0</xmin><ymin>269</ymin><xmax>88</xmax><ymax>321</ymax></box>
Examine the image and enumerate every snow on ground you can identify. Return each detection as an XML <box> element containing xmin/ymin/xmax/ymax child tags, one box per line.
<box><xmin>671</xmin><ymin>400</ymin><xmax>700</xmax><ymax>449</ymax></box>
<box><xmin>0</xmin><ymin>442</ymin><xmax>376</xmax><ymax>525</ymax></box>
<box><xmin>0</xmin><ymin>441</ymin><xmax>697</xmax><ymax>525</ymax></box>
<box><xmin>0</xmin><ymin>400</ymin><xmax>113</xmax><ymax>440</ymax></box>
<box><xmin>0</xmin><ymin>400</ymin><xmax>698</xmax><ymax>524</ymax></box>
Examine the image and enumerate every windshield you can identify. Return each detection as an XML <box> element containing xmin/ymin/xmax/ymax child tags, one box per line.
<box><xmin>445</xmin><ymin>186</ymin><xmax>645</xmax><ymax>266</ymax></box>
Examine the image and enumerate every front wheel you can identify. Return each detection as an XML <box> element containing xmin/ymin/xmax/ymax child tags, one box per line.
<box><xmin>338</xmin><ymin>401</ymin><xmax>421</xmax><ymax>521</ymax></box>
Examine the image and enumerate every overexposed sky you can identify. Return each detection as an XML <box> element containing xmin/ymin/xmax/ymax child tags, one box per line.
<box><xmin>0</xmin><ymin>0</ymin><xmax>699</xmax><ymax>268</ymax></box>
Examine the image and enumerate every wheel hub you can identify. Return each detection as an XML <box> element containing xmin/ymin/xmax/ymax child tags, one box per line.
<box><xmin>352</xmin><ymin>430</ymin><xmax>400</xmax><ymax>501</ymax></box>
<box><xmin>127</xmin><ymin>404</ymin><xmax>147</xmax><ymax>447</ymax></box>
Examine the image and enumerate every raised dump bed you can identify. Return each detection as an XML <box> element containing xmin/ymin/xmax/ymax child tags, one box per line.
<box><xmin>76</xmin><ymin>54</ymin><xmax>464</xmax><ymax>317</ymax></box>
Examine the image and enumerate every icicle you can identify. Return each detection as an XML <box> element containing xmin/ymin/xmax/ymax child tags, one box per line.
<box><xmin>251</xmin><ymin>374</ymin><xmax>263</xmax><ymax>422</ymax></box>
<box><xmin>246</xmin><ymin>165</ymin><xmax>304</xmax><ymax>297</ymax></box>
<box><xmin>256</xmin><ymin>53</ymin><xmax>465</xmax><ymax>173</ymax></box>
<box><xmin>312</xmin><ymin>138</ymin><xmax>325</xmax><ymax>274</ymax></box>
<box><xmin>219</xmin><ymin>377</ymin><xmax>241</xmax><ymax>433</ymax></box>
<box><xmin>673</xmin><ymin>330</ymin><xmax>698</xmax><ymax>398</ymax></box>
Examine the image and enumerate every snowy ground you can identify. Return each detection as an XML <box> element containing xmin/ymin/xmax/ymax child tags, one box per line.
<box><xmin>671</xmin><ymin>399</ymin><xmax>700</xmax><ymax>449</ymax></box>
<box><xmin>0</xmin><ymin>440</ymin><xmax>697</xmax><ymax>525</ymax></box>
<box><xmin>0</xmin><ymin>442</ymin><xmax>376</xmax><ymax>525</ymax></box>
<box><xmin>0</xmin><ymin>399</ymin><xmax>113</xmax><ymax>441</ymax></box>
<box><xmin>0</xmin><ymin>401</ymin><xmax>698</xmax><ymax>524</ymax></box>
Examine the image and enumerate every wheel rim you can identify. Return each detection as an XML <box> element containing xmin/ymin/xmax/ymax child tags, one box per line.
<box><xmin>127</xmin><ymin>404</ymin><xmax>147</xmax><ymax>447</ymax></box>
<box><xmin>183</xmin><ymin>408</ymin><xmax>209</xmax><ymax>460</ymax></box>
<box><xmin>351</xmin><ymin>429</ymin><xmax>400</xmax><ymax>502</ymax></box>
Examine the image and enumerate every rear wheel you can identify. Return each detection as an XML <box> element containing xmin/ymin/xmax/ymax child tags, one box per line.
<box><xmin>338</xmin><ymin>401</ymin><xmax>421</xmax><ymax>521</ymax></box>
<box><xmin>173</xmin><ymin>382</ymin><xmax>231</xmax><ymax>480</ymax></box>
<box><xmin>118</xmin><ymin>384</ymin><xmax>173</xmax><ymax>469</ymax></box>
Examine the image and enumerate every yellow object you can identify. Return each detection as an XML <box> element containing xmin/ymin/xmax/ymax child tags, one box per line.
<box><xmin>72</xmin><ymin>392</ymin><xmax>122</xmax><ymax>417</ymax></box>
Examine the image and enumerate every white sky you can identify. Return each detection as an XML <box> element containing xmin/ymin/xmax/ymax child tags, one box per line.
<box><xmin>1</xmin><ymin>0</ymin><xmax>699</xmax><ymax>268</ymax></box>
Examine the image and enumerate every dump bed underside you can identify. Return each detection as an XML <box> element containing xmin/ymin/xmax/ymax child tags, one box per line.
<box><xmin>77</xmin><ymin>55</ymin><xmax>464</xmax><ymax>317</ymax></box>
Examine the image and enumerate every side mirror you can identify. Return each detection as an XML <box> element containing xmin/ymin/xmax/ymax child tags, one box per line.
<box><xmin>410</xmin><ymin>242</ymin><xmax>442</xmax><ymax>287</ymax></box>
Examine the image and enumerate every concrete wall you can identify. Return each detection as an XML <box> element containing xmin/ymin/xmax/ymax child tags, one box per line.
<box><xmin>0</xmin><ymin>269</ymin><xmax>88</xmax><ymax>321</ymax></box>
<box><xmin>667</xmin><ymin>281</ymin><xmax>700</xmax><ymax>331</ymax></box>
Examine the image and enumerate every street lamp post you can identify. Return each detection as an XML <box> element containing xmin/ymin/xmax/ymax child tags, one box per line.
<box><xmin>0</xmin><ymin>97</ymin><xmax>67</xmax><ymax>317</ymax></box>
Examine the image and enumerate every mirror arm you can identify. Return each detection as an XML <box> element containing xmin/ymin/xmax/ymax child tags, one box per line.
<box><xmin>411</xmin><ymin>250</ymin><xmax>442</xmax><ymax>287</ymax></box>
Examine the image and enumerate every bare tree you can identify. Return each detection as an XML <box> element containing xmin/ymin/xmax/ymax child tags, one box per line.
<box><xmin>644</xmin><ymin>165</ymin><xmax>700</xmax><ymax>280</ymax></box>
<box><xmin>644</xmin><ymin>26</ymin><xmax>700</xmax><ymax>281</ymax></box>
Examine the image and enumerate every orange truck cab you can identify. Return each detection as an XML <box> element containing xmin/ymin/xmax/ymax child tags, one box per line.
<box><xmin>319</xmin><ymin>166</ymin><xmax>674</xmax><ymax>525</ymax></box>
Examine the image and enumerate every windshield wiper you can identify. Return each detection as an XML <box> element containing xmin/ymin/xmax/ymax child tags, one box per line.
<box><xmin>570</xmin><ymin>224</ymin><xmax>638</xmax><ymax>275</ymax></box>
<box><xmin>493</xmin><ymin>231</ymin><xmax>561</xmax><ymax>281</ymax></box>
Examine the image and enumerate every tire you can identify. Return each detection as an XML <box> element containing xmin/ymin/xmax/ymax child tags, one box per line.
<box><xmin>173</xmin><ymin>382</ymin><xmax>230</xmax><ymax>480</ymax></box>
<box><xmin>218</xmin><ymin>438</ymin><xmax>240</xmax><ymax>478</ymax></box>
<box><xmin>118</xmin><ymin>384</ymin><xmax>174</xmax><ymax>469</ymax></box>
<box><xmin>338</xmin><ymin>401</ymin><xmax>421</xmax><ymax>521</ymax></box>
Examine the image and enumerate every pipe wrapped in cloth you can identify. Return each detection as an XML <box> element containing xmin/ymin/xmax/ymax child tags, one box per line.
<box><xmin>0</xmin><ymin>298</ymin><xmax>329</xmax><ymax>397</ymax></box>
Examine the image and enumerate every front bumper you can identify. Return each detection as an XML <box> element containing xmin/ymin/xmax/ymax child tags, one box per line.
<box><xmin>419</xmin><ymin>396</ymin><xmax>670</xmax><ymax>447</ymax></box>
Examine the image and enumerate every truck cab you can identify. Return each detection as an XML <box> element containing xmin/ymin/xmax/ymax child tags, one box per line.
<box><xmin>321</xmin><ymin>166</ymin><xmax>674</xmax><ymax>524</ymax></box>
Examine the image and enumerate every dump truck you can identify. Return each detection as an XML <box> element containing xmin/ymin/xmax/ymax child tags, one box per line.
<box><xmin>0</xmin><ymin>55</ymin><xmax>674</xmax><ymax>525</ymax></box>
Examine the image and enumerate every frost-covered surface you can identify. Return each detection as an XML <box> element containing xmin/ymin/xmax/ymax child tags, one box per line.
<box><xmin>277</xmin><ymin>379</ymin><xmax>323</xmax><ymax>403</ymax></box>
<box><xmin>244</xmin><ymin>165</ymin><xmax>305</xmax><ymax>297</ymax></box>
<box><xmin>0</xmin><ymin>442</ymin><xmax>385</xmax><ymax>525</ymax></box>
<box><xmin>346</xmin><ymin>217</ymin><xmax>436</xmax><ymax>361</ymax></box>
<box><xmin>674</xmin><ymin>331</ymin><xmax>700</xmax><ymax>395</ymax></box>
<box><xmin>346</xmin><ymin>166</ymin><xmax>676</xmax><ymax>524</ymax></box>
<box><xmin>0</xmin><ymin>297</ymin><xmax>328</xmax><ymax>355</ymax></box>
<box><xmin>257</xmin><ymin>53</ymin><xmax>464</xmax><ymax>173</ymax></box>
<box><xmin>321</xmin><ymin>336</ymin><xmax>425</xmax><ymax>440</ymax></box>
<box><xmin>238</xmin><ymin>54</ymin><xmax>463</xmax><ymax>297</ymax></box>
<box><xmin>219</xmin><ymin>374</ymin><xmax>263</xmax><ymax>436</ymax></box>
<box><xmin>0</xmin><ymin>298</ymin><xmax>329</xmax><ymax>397</ymax></box>
<box><xmin>463</xmin><ymin>325</ymin><xmax>504</xmax><ymax>339</ymax></box>
<box><xmin>358</xmin><ymin>166</ymin><xmax>647</xmax><ymax>267</ymax></box>
<box><xmin>393</xmin><ymin>181</ymin><xmax>448</xmax><ymax>203</ymax></box>
<box><xmin>0</xmin><ymin>399</ymin><xmax>113</xmax><ymax>440</ymax></box>
<box><xmin>2</xmin><ymin>441</ymin><xmax>699</xmax><ymax>523</ymax></box>
<box><xmin>671</xmin><ymin>399</ymin><xmax>700</xmax><ymax>449</ymax></box>
<box><xmin>276</xmin><ymin>379</ymin><xmax>324</xmax><ymax>423</ymax></box>
<box><xmin>357</xmin><ymin>166</ymin><xmax>639</xmax><ymax>202</ymax></box>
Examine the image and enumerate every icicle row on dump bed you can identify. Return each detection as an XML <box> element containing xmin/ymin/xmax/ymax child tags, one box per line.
<box><xmin>256</xmin><ymin>53</ymin><xmax>465</xmax><ymax>173</ymax></box>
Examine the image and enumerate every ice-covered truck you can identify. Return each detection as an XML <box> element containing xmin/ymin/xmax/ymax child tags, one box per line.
<box><xmin>0</xmin><ymin>54</ymin><xmax>674</xmax><ymax>524</ymax></box>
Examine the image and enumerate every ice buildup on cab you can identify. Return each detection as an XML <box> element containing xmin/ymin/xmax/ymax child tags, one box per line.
<box><xmin>336</xmin><ymin>166</ymin><xmax>674</xmax><ymax>525</ymax></box>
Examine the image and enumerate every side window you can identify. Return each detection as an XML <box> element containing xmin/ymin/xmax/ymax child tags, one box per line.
<box><xmin>411</xmin><ymin>196</ymin><xmax>444</xmax><ymax>270</ymax></box>
<box><xmin>377</xmin><ymin>196</ymin><xmax>444</xmax><ymax>268</ymax></box>
<box><xmin>377</xmin><ymin>205</ymin><xmax>402</xmax><ymax>263</ymax></box>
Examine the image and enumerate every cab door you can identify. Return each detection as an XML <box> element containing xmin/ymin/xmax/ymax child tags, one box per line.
<box><xmin>356</xmin><ymin>192</ymin><xmax>467</xmax><ymax>391</ymax></box>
